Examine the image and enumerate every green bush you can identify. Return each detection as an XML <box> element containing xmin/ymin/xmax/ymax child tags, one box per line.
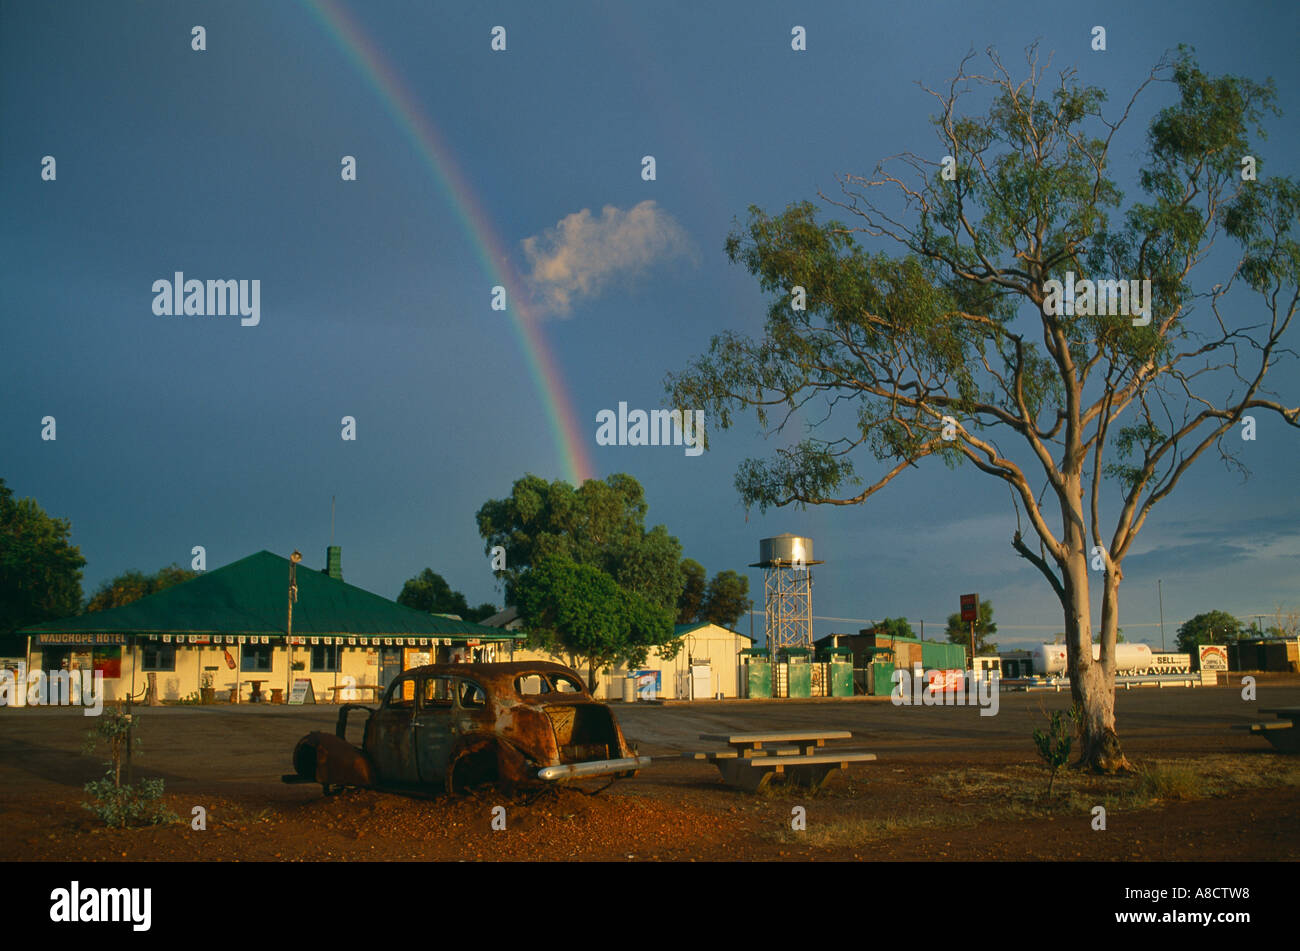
<box><xmin>81</xmin><ymin>706</ymin><xmax>179</xmax><ymax>828</ymax></box>
<box><xmin>83</xmin><ymin>774</ymin><xmax>178</xmax><ymax>828</ymax></box>
<box><xmin>1032</xmin><ymin>706</ymin><xmax>1080</xmax><ymax>797</ymax></box>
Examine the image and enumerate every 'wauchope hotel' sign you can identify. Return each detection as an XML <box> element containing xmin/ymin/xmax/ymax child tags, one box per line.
<box><xmin>35</xmin><ymin>634</ymin><xmax>129</xmax><ymax>646</ymax></box>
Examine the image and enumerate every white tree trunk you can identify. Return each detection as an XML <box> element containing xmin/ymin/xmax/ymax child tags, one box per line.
<box><xmin>1058</xmin><ymin>485</ymin><xmax>1129</xmax><ymax>772</ymax></box>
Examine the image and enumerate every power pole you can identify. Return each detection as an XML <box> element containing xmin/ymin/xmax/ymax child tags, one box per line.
<box><xmin>286</xmin><ymin>550</ymin><xmax>301</xmax><ymax>700</ymax></box>
<box><xmin>1158</xmin><ymin>579</ymin><xmax>1165</xmax><ymax>652</ymax></box>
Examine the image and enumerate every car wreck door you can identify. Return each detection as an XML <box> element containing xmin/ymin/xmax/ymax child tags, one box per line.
<box><xmin>368</xmin><ymin>675</ymin><xmax>420</xmax><ymax>785</ymax></box>
<box><xmin>454</xmin><ymin>677</ymin><xmax>491</xmax><ymax>736</ymax></box>
<box><xmin>414</xmin><ymin>675</ymin><xmax>455</xmax><ymax>786</ymax></box>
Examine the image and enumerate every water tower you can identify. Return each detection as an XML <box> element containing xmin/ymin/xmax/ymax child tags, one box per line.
<box><xmin>750</xmin><ymin>534</ymin><xmax>823</xmax><ymax>652</ymax></box>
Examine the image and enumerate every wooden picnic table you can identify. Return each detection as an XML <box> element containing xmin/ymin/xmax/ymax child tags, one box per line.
<box><xmin>1235</xmin><ymin>707</ymin><xmax>1299</xmax><ymax>752</ymax></box>
<box><xmin>698</xmin><ymin>730</ymin><xmax>853</xmax><ymax>757</ymax></box>
<box><xmin>685</xmin><ymin>730</ymin><xmax>876</xmax><ymax>792</ymax></box>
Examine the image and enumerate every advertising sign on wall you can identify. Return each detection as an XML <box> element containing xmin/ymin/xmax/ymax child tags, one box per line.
<box><xmin>1199</xmin><ymin>644</ymin><xmax>1228</xmax><ymax>671</ymax></box>
<box><xmin>91</xmin><ymin>647</ymin><xmax>122</xmax><ymax>679</ymax></box>
<box><xmin>634</xmin><ymin>669</ymin><xmax>661</xmax><ymax>700</ymax></box>
<box><xmin>926</xmin><ymin>669</ymin><xmax>966</xmax><ymax>693</ymax></box>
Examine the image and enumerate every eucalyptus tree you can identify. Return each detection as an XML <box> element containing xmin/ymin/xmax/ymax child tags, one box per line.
<box><xmin>668</xmin><ymin>46</ymin><xmax>1298</xmax><ymax>770</ymax></box>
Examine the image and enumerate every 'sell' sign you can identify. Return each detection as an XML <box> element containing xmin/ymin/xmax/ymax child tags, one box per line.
<box><xmin>960</xmin><ymin>594</ymin><xmax>979</xmax><ymax>623</ymax></box>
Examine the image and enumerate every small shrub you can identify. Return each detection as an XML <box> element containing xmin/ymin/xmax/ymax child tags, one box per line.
<box><xmin>83</xmin><ymin>774</ymin><xmax>179</xmax><ymax>828</ymax></box>
<box><xmin>82</xmin><ymin>706</ymin><xmax>179</xmax><ymax>828</ymax></box>
<box><xmin>1032</xmin><ymin>708</ymin><xmax>1075</xmax><ymax>797</ymax></box>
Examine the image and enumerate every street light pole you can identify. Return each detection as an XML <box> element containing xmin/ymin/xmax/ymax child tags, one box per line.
<box><xmin>1158</xmin><ymin>579</ymin><xmax>1165</xmax><ymax>652</ymax></box>
<box><xmin>287</xmin><ymin>551</ymin><xmax>302</xmax><ymax>700</ymax></box>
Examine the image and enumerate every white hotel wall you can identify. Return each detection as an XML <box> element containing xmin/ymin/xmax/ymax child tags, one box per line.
<box><xmin>26</xmin><ymin>643</ymin><xmax>389</xmax><ymax>703</ymax></box>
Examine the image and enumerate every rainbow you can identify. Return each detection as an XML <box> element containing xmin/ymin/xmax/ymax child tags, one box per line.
<box><xmin>300</xmin><ymin>0</ymin><xmax>596</xmax><ymax>485</ymax></box>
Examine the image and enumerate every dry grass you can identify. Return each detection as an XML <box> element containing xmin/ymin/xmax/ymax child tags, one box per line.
<box><xmin>1136</xmin><ymin>763</ymin><xmax>1203</xmax><ymax>802</ymax></box>
<box><xmin>768</xmin><ymin>753</ymin><xmax>1300</xmax><ymax>847</ymax></box>
<box><xmin>931</xmin><ymin>754</ymin><xmax>1300</xmax><ymax>809</ymax></box>
<box><xmin>774</xmin><ymin>810</ymin><xmax>987</xmax><ymax>847</ymax></box>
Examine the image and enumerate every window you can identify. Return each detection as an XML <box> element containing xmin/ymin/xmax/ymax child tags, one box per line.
<box><xmin>141</xmin><ymin>644</ymin><xmax>176</xmax><ymax>671</ymax></box>
<box><xmin>420</xmin><ymin>676</ymin><xmax>453</xmax><ymax>709</ymax></box>
<box><xmin>457</xmin><ymin>679</ymin><xmax>486</xmax><ymax>709</ymax></box>
<box><xmin>241</xmin><ymin>645</ymin><xmax>274</xmax><ymax>672</ymax></box>
<box><xmin>386</xmin><ymin>677</ymin><xmax>416</xmax><ymax>710</ymax></box>
<box><xmin>515</xmin><ymin>674</ymin><xmax>549</xmax><ymax>696</ymax></box>
<box><xmin>311</xmin><ymin>645</ymin><xmax>340</xmax><ymax>672</ymax></box>
<box><xmin>550</xmin><ymin>673</ymin><xmax>584</xmax><ymax>694</ymax></box>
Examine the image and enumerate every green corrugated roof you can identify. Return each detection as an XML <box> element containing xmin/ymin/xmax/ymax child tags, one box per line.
<box><xmin>20</xmin><ymin>550</ymin><xmax>517</xmax><ymax>640</ymax></box>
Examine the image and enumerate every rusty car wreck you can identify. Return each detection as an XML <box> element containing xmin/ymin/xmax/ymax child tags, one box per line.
<box><xmin>283</xmin><ymin>661</ymin><xmax>650</xmax><ymax>795</ymax></box>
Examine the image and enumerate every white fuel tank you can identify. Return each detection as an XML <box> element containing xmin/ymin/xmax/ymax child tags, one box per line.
<box><xmin>1031</xmin><ymin>642</ymin><xmax>1153</xmax><ymax>675</ymax></box>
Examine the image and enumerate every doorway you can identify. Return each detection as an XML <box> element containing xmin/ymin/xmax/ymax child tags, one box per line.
<box><xmin>379</xmin><ymin>648</ymin><xmax>403</xmax><ymax>688</ymax></box>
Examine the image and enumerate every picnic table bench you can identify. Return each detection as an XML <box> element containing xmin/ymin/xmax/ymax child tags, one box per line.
<box><xmin>1234</xmin><ymin>707</ymin><xmax>1299</xmax><ymax>752</ymax></box>
<box><xmin>683</xmin><ymin>730</ymin><xmax>877</xmax><ymax>792</ymax></box>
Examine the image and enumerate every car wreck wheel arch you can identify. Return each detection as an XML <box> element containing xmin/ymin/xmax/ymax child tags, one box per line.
<box><xmin>446</xmin><ymin>734</ymin><xmax>532</xmax><ymax>794</ymax></box>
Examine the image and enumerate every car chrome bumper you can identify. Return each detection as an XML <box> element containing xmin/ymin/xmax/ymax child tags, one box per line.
<box><xmin>537</xmin><ymin>755</ymin><xmax>652</xmax><ymax>781</ymax></box>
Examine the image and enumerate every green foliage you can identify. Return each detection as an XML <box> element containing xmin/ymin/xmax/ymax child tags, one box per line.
<box><xmin>676</xmin><ymin>560</ymin><xmax>752</xmax><ymax>630</ymax></box>
<box><xmin>1032</xmin><ymin>705</ymin><xmax>1080</xmax><ymax>797</ymax></box>
<box><xmin>477</xmin><ymin>473</ymin><xmax>684</xmax><ymax>611</ymax></box>
<box><xmin>514</xmin><ymin>554</ymin><xmax>674</xmax><ymax>688</ymax></box>
<box><xmin>82</xmin><ymin>705</ymin><xmax>137</xmax><ymax>759</ymax></box>
<box><xmin>945</xmin><ymin>599</ymin><xmax>999</xmax><ymax>654</ymax></box>
<box><xmin>870</xmin><ymin>617</ymin><xmax>915</xmax><ymax>640</ymax></box>
<box><xmin>81</xmin><ymin>707</ymin><xmax>178</xmax><ymax>828</ymax></box>
<box><xmin>82</xmin><ymin>774</ymin><xmax>178</xmax><ymax>829</ymax></box>
<box><xmin>676</xmin><ymin>558</ymin><xmax>707</xmax><ymax>623</ymax></box>
<box><xmin>700</xmin><ymin>570</ymin><xmax>751</xmax><ymax>629</ymax></box>
<box><xmin>86</xmin><ymin>563</ymin><xmax>197</xmax><ymax>613</ymax></box>
<box><xmin>396</xmin><ymin>568</ymin><xmax>495</xmax><ymax>621</ymax></box>
<box><xmin>1175</xmin><ymin>610</ymin><xmax>1248</xmax><ymax>653</ymax></box>
<box><xmin>0</xmin><ymin>478</ymin><xmax>85</xmax><ymax>651</ymax></box>
<box><xmin>658</xmin><ymin>636</ymin><xmax>685</xmax><ymax>663</ymax></box>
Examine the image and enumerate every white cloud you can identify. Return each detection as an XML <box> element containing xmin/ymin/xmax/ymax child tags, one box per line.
<box><xmin>521</xmin><ymin>200</ymin><xmax>692</xmax><ymax>315</ymax></box>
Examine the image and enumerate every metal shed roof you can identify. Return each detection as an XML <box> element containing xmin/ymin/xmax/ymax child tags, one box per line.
<box><xmin>20</xmin><ymin>550</ymin><xmax>518</xmax><ymax>641</ymax></box>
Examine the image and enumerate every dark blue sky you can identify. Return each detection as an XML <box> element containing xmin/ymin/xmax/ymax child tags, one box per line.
<box><xmin>4</xmin><ymin>0</ymin><xmax>1298</xmax><ymax>649</ymax></box>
